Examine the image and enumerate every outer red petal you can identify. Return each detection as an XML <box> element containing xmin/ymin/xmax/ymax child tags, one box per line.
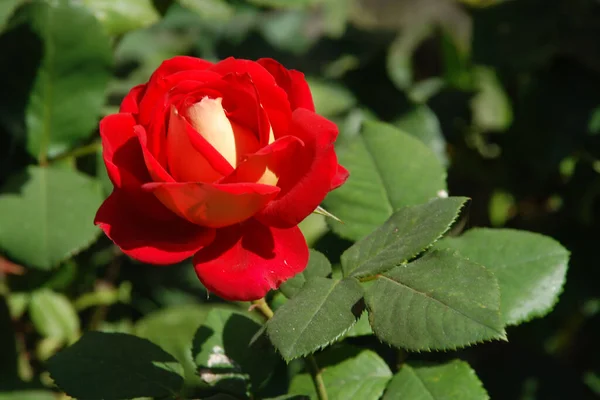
<box><xmin>99</xmin><ymin>113</ymin><xmax>150</xmax><ymax>189</ymax></box>
<box><xmin>258</xmin><ymin>109</ymin><xmax>340</xmax><ymax>228</ymax></box>
<box><xmin>133</xmin><ymin>125</ymin><xmax>175</xmax><ymax>183</ymax></box>
<box><xmin>138</xmin><ymin>56</ymin><xmax>214</xmax><ymax>126</ymax></box>
<box><xmin>143</xmin><ymin>181</ymin><xmax>280</xmax><ymax>228</ymax></box>
<box><xmin>209</xmin><ymin>58</ymin><xmax>291</xmax><ymax>139</ymax></box>
<box><xmin>331</xmin><ymin>164</ymin><xmax>349</xmax><ymax>190</ymax></box>
<box><xmin>95</xmin><ymin>189</ymin><xmax>215</xmax><ymax>265</ymax></box>
<box><xmin>257</xmin><ymin>58</ymin><xmax>315</xmax><ymax>112</ymax></box>
<box><xmin>193</xmin><ymin>219</ymin><xmax>308</xmax><ymax>301</ymax></box>
<box><xmin>120</xmin><ymin>84</ymin><xmax>146</xmax><ymax>114</ymax></box>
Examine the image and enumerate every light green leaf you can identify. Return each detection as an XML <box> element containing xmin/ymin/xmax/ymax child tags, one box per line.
<box><xmin>324</xmin><ymin>120</ymin><xmax>447</xmax><ymax>241</ymax></box>
<box><xmin>0</xmin><ymin>0</ymin><xmax>24</xmax><ymax>32</ymax></box>
<box><xmin>341</xmin><ymin>197</ymin><xmax>467</xmax><ymax>278</ymax></box>
<box><xmin>280</xmin><ymin>250</ymin><xmax>332</xmax><ymax>298</ymax></box>
<box><xmin>395</xmin><ymin>106</ymin><xmax>448</xmax><ymax>166</ymax></box>
<box><xmin>267</xmin><ymin>277</ymin><xmax>363</xmax><ymax>361</ymax></box>
<box><xmin>470</xmin><ymin>66</ymin><xmax>513</xmax><ymax>132</ymax></box>
<box><xmin>246</xmin><ymin>0</ymin><xmax>314</xmax><ymax>8</ymax></box>
<box><xmin>48</xmin><ymin>332</ymin><xmax>184</xmax><ymax>400</ymax></box>
<box><xmin>192</xmin><ymin>308</ymin><xmax>277</xmax><ymax>389</ymax></box>
<box><xmin>177</xmin><ymin>0</ymin><xmax>234</xmax><ymax>22</ymax></box>
<box><xmin>24</xmin><ymin>1</ymin><xmax>112</xmax><ymax>160</ymax></box>
<box><xmin>80</xmin><ymin>0</ymin><xmax>160</xmax><ymax>36</ymax></box>
<box><xmin>308</xmin><ymin>79</ymin><xmax>357</xmax><ymax>117</ymax></box>
<box><xmin>0</xmin><ymin>391</ymin><xmax>56</xmax><ymax>400</ymax></box>
<box><xmin>289</xmin><ymin>348</ymin><xmax>392</xmax><ymax>400</ymax></box>
<box><xmin>383</xmin><ymin>360</ymin><xmax>489</xmax><ymax>400</ymax></box>
<box><xmin>387</xmin><ymin>25</ymin><xmax>433</xmax><ymax>90</ymax></box>
<box><xmin>437</xmin><ymin>228</ymin><xmax>569</xmax><ymax>325</ymax></box>
<box><xmin>365</xmin><ymin>249</ymin><xmax>505</xmax><ymax>351</ymax></box>
<box><xmin>136</xmin><ymin>304</ymin><xmax>209</xmax><ymax>387</ymax></box>
<box><xmin>0</xmin><ymin>166</ymin><xmax>104</xmax><ymax>270</ymax></box>
<box><xmin>29</xmin><ymin>289</ymin><xmax>79</xmax><ymax>343</ymax></box>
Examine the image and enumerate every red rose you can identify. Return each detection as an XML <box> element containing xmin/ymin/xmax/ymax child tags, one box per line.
<box><xmin>95</xmin><ymin>56</ymin><xmax>348</xmax><ymax>301</ymax></box>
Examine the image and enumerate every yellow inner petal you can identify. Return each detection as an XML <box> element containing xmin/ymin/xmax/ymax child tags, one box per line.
<box><xmin>187</xmin><ymin>97</ymin><xmax>238</xmax><ymax>168</ymax></box>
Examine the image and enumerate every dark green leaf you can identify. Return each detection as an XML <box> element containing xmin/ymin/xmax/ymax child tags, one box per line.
<box><xmin>365</xmin><ymin>249</ymin><xmax>506</xmax><ymax>351</ymax></box>
<box><xmin>0</xmin><ymin>297</ymin><xmax>18</xmax><ymax>385</ymax></box>
<box><xmin>289</xmin><ymin>348</ymin><xmax>392</xmax><ymax>400</ymax></box>
<box><xmin>192</xmin><ymin>308</ymin><xmax>276</xmax><ymax>390</ymax></box>
<box><xmin>0</xmin><ymin>166</ymin><xmax>103</xmax><ymax>270</ymax></box>
<box><xmin>341</xmin><ymin>197</ymin><xmax>467</xmax><ymax>278</ymax></box>
<box><xmin>280</xmin><ymin>250</ymin><xmax>332</xmax><ymax>298</ymax></box>
<box><xmin>308</xmin><ymin>79</ymin><xmax>357</xmax><ymax>117</ymax></box>
<box><xmin>324</xmin><ymin>120</ymin><xmax>447</xmax><ymax>241</ymax></box>
<box><xmin>48</xmin><ymin>331</ymin><xmax>184</xmax><ymax>400</ymax></box>
<box><xmin>81</xmin><ymin>0</ymin><xmax>160</xmax><ymax>36</ymax></box>
<box><xmin>437</xmin><ymin>228</ymin><xmax>569</xmax><ymax>325</ymax></box>
<box><xmin>267</xmin><ymin>277</ymin><xmax>363</xmax><ymax>361</ymax></box>
<box><xmin>24</xmin><ymin>1</ymin><xmax>112</xmax><ymax>160</ymax></box>
<box><xmin>383</xmin><ymin>360</ymin><xmax>488</xmax><ymax>400</ymax></box>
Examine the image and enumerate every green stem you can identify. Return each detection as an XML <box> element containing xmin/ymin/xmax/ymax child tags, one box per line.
<box><xmin>306</xmin><ymin>354</ymin><xmax>329</xmax><ymax>400</ymax></box>
<box><xmin>50</xmin><ymin>140</ymin><xmax>101</xmax><ymax>163</ymax></box>
<box><xmin>251</xmin><ymin>297</ymin><xmax>329</xmax><ymax>400</ymax></box>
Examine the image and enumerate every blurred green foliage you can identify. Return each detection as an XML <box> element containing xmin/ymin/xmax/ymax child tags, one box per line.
<box><xmin>0</xmin><ymin>0</ymin><xmax>599</xmax><ymax>399</ymax></box>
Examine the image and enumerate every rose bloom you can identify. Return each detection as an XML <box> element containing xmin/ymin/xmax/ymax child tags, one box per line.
<box><xmin>95</xmin><ymin>56</ymin><xmax>348</xmax><ymax>301</ymax></box>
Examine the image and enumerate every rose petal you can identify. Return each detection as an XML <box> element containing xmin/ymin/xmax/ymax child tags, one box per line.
<box><xmin>221</xmin><ymin>135</ymin><xmax>304</xmax><ymax>186</ymax></box>
<box><xmin>138</xmin><ymin>56</ymin><xmax>214</xmax><ymax>126</ymax></box>
<box><xmin>257</xmin><ymin>58</ymin><xmax>315</xmax><ymax>112</ymax></box>
<box><xmin>167</xmin><ymin>105</ymin><xmax>228</xmax><ymax>183</ymax></box>
<box><xmin>331</xmin><ymin>164</ymin><xmax>349</xmax><ymax>190</ymax></box>
<box><xmin>193</xmin><ymin>219</ymin><xmax>308</xmax><ymax>301</ymax></box>
<box><xmin>133</xmin><ymin>125</ymin><xmax>175</xmax><ymax>183</ymax></box>
<box><xmin>95</xmin><ymin>189</ymin><xmax>215</xmax><ymax>265</ymax></box>
<box><xmin>143</xmin><ymin>181</ymin><xmax>280</xmax><ymax>228</ymax></box>
<box><xmin>210</xmin><ymin>58</ymin><xmax>291</xmax><ymax>139</ymax></box>
<box><xmin>99</xmin><ymin>113</ymin><xmax>150</xmax><ymax>189</ymax></box>
<box><xmin>257</xmin><ymin>109</ymin><xmax>341</xmax><ymax>228</ymax></box>
<box><xmin>120</xmin><ymin>84</ymin><xmax>146</xmax><ymax>114</ymax></box>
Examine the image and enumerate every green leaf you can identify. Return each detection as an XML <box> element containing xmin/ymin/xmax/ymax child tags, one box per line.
<box><xmin>29</xmin><ymin>289</ymin><xmax>79</xmax><ymax>343</ymax></box>
<box><xmin>387</xmin><ymin>25</ymin><xmax>433</xmax><ymax>90</ymax></box>
<box><xmin>365</xmin><ymin>249</ymin><xmax>505</xmax><ymax>351</ymax></box>
<box><xmin>383</xmin><ymin>360</ymin><xmax>489</xmax><ymax>400</ymax></box>
<box><xmin>24</xmin><ymin>1</ymin><xmax>112</xmax><ymax>160</ymax></box>
<box><xmin>48</xmin><ymin>331</ymin><xmax>184</xmax><ymax>400</ymax></box>
<box><xmin>0</xmin><ymin>391</ymin><xmax>57</xmax><ymax>400</ymax></box>
<box><xmin>344</xmin><ymin>311</ymin><xmax>372</xmax><ymax>337</ymax></box>
<box><xmin>136</xmin><ymin>304</ymin><xmax>209</xmax><ymax>387</ymax></box>
<box><xmin>0</xmin><ymin>166</ymin><xmax>103</xmax><ymax>270</ymax></box>
<box><xmin>324</xmin><ymin>120</ymin><xmax>447</xmax><ymax>241</ymax></box>
<box><xmin>395</xmin><ymin>106</ymin><xmax>448</xmax><ymax>167</ymax></box>
<box><xmin>437</xmin><ymin>228</ymin><xmax>569</xmax><ymax>325</ymax></box>
<box><xmin>80</xmin><ymin>0</ymin><xmax>160</xmax><ymax>36</ymax></box>
<box><xmin>308</xmin><ymin>79</ymin><xmax>357</xmax><ymax>117</ymax></box>
<box><xmin>177</xmin><ymin>0</ymin><xmax>234</xmax><ymax>22</ymax></box>
<box><xmin>192</xmin><ymin>308</ymin><xmax>277</xmax><ymax>390</ymax></box>
<box><xmin>289</xmin><ymin>348</ymin><xmax>392</xmax><ymax>400</ymax></box>
<box><xmin>341</xmin><ymin>197</ymin><xmax>467</xmax><ymax>278</ymax></box>
<box><xmin>280</xmin><ymin>250</ymin><xmax>332</xmax><ymax>298</ymax></box>
<box><xmin>267</xmin><ymin>277</ymin><xmax>363</xmax><ymax>361</ymax></box>
<box><xmin>0</xmin><ymin>0</ymin><xmax>24</xmax><ymax>32</ymax></box>
<box><xmin>470</xmin><ymin>66</ymin><xmax>513</xmax><ymax>132</ymax></box>
<box><xmin>246</xmin><ymin>0</ymin><xmax>314</xmax><ymax>8</ymax></box>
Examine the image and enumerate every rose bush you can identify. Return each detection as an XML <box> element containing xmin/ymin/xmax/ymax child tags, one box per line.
<box><xmin>94</xmin><ymin>56</ymin><xmax>348</xmax><ymax>301</ymax></box>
